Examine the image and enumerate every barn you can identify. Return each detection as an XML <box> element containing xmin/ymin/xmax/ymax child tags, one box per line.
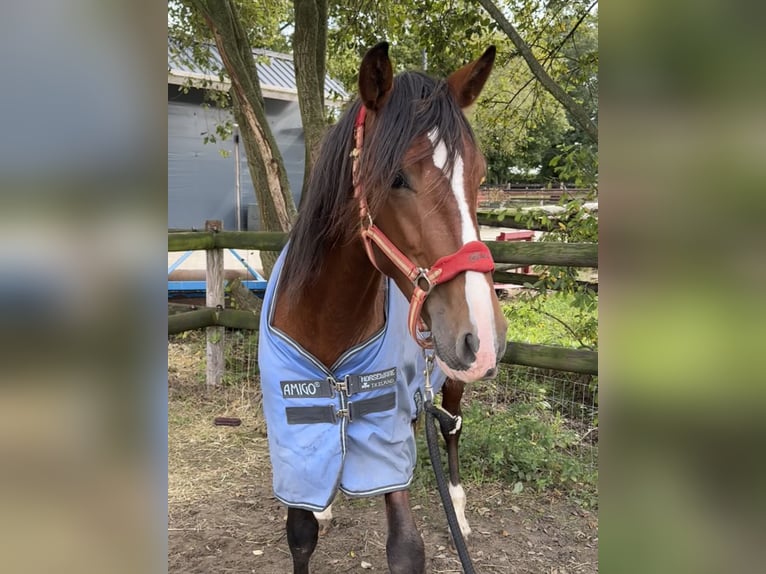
<box><xmin>168</xmin><ymin>42</ymin><xmax>348</xmax><ymax>231</ymax></box>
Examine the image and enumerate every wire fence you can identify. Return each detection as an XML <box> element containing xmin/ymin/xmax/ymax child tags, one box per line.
<box><xmin>494</xmin><ymin>364</ymin><xmax>597</xmax><ymax>471</ymax></box>
<box><xmin>221</xmin><ymin>329</ymin><xmax>260</xmax><ymax>386</ymax></box>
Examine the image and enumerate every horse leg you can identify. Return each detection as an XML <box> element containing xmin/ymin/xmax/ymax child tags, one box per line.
<box><xmin>441</xmin><ymin>378</ymin><xmax>471</xmax><ymax>537</ymax></box>
<box><xmin>286</xmin><ymin>507</ymin><xmax>319</xmax><ymax>574</ymax></box>
<box><xmin>385</xmin><ymin>490</ymin><xmax>425</xmax><ymax>574</ymax></box>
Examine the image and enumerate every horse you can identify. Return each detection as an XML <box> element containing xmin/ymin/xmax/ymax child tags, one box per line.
<box><xmin>257</xmin><ymin>41</ymin><xmax>507</xmax><ymax>574</ymax></box>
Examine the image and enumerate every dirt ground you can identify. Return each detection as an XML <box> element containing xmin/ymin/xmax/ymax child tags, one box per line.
<box><xmin>168</xmin><ymin>340</ymin><xmax>598</xmax><ymax>573</ymax></box>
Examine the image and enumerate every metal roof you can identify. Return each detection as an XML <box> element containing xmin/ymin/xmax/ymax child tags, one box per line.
<box><xmin>168</xmin><ymin>40</ymin><xmax>349</xmax><ymax>102</ymax></box>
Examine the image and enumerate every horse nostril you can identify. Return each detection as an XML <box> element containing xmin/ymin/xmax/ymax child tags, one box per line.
<box><xmin>465</xmin><ymin>332</ymin><xmax>479</xmax><ymax>354</ymax></box>
<box><xmin>483</xmin><ymin>367</ymin><xmax>497</xmax><ymax>380</ymax></box>
<box><xmin>457</xmin><ymin>332</ymin><xmax>479</xmax><ymax>366</ymax></box>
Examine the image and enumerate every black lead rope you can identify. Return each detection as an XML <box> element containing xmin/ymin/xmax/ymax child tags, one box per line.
<box><xmin>422</xmin><ymin>352</ymin><xmax>476</xmax><ymax>574</ymax></box>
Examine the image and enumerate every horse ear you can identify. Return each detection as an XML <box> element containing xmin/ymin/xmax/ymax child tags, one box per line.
<box><xmin>447</xmin><ymin>46</ymin><xmax>496</xmax><ymax>109</ymax></box>
<box><xmin>358</xmin><ymin>42</ymin><xmax>394</xmax><ymax>111</ymax></box>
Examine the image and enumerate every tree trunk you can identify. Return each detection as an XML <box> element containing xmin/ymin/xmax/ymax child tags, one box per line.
<box><xmin>228</xmin><ymin>277</ymin><xmax>264</xmax><ymax>316</ymax></box>
<box><xmin>293</xmin><ymin>0</ymin><xmax>328</xmax><ymax>206</ymax></box>
<box><xmin>476</xmin><ymin>0</ymin><xmax>598</xmax><ymax>144</ymax></box>
<box><xmin>187</xmin><ymin>0</ymin><xmax>297</xmax><ymax>276</ymax></box>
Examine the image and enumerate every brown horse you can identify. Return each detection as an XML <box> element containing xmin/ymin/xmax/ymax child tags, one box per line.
<box><xmin>259</xmin><ymin>42</ymin><xmax>507</xmax><ymax>573</ymax></box>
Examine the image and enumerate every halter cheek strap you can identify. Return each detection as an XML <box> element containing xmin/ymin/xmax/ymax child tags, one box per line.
<box><xmin>351</xmin><ymin>105</ymin><xmax>495</xmax><ymax>348</ymax></box>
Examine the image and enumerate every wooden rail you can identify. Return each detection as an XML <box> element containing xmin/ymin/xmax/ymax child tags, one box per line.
<box><xmin>169</xmin><ymin>231</ymin><xmax>597</xmax><ymax>268</ymax></box>
<box><xmin>168</xmin><ymin>307</ymin><xmax>260</xmax><ymax>333</ymax></box>
<box><xmin>488</xmin><ymin>241</ymin><xmax>597</xmax><ymax>268</ymax></box>
<box><xmin>168</xmin><ymin>230</ymin><xmax>287</xmax><ymax>252</ymax></box>
<box><xmin>503</xmin><ymin>342</ymin><xmax>596</xmax><ymax>375</ymax></box>
<box><xmin>168</xmin><ymin>306</ymin><xmax>597</xmax><ymax>375</ymax></box>
<box><xmin>167</xmin><ymin>229</ymin><xmax>598</xmax><ymax>376</ymax></box>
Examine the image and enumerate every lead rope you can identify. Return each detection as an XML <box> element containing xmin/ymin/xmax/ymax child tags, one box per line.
<box><xmin>422</xmin><ymin>351</ymin><xmax>476</xmax><ymax>574</ymax></box>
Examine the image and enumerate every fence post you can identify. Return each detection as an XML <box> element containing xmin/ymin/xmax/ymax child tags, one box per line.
<box><xmin>205</xmin><ymin>220</ymin><xmax>224</xmax><ymax>389</ymax></box>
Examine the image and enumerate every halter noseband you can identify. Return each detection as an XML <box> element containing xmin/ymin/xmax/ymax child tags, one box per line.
<box><xmin>351</xmin><ymin>105</ymin><xmax>495</xmax><ymax>348</ymax></box>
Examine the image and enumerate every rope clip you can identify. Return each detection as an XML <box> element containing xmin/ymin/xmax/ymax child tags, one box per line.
<box><xmin>422</xmin><ymin>348</ymin><xmax>435</xmax><ymax>403</ymax></box>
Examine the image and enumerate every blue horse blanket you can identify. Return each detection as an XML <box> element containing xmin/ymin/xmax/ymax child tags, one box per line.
<box><xmin>258</xmin><ymin>247</ymin><xmax>446</xmax><ymax>512</ymax></box>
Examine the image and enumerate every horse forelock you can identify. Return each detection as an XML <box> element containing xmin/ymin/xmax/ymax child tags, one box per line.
<box><xmin>281</xmin><ymin>70</ymin><xmax>477</xmax><ymax>297</ymax></box>
<box><xmin>361</xmin><ymin>73</ymin><xmax>475</xmax><ymax>216</ymax></box>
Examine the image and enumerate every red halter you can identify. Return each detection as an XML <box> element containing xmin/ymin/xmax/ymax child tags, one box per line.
<box><xmin>351</xmin><ymin>105</ymin><xmax>495</xmax><ymax>348</ymax></box>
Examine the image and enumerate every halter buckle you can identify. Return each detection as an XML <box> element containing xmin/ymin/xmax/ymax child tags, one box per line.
<box><xmin>414</xmin><ymin>269</ymin><xmax>434</xmax><ymax>294</ymax></box>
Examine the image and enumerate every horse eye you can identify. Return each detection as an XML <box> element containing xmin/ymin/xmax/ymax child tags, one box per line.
<box><xmin>391</xmin><ymin>172</ymin><xmax>408</xmax><ymax>189</ymax></box>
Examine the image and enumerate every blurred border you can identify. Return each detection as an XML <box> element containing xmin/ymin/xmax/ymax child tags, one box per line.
<box><xmin>601</xmin><ymin>0</ymin><xmax>766</xmax><ymax>571</ymax></box>
<box><xmin>0</xmin><ymin>1</ymin><xmax>167</xmax><ymax>573</ymax></box>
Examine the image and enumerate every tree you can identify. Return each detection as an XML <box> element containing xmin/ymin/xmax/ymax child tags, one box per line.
<box><xmin>175</xmin><ymin>0</ymin><xmax>297</xmax><ymax>275</ymax></box>
<box><xmin>326</xmin><ymin>1</ymin><xmax>496</xmax><ymax>86</ymax></box>
<box><xmin>292</xmin><ymin>0</ymin><xmax>328</xmax><ymax>205</ymax></box>
<box><xmin>170</xmin><ymin>0</ymin><xmax>334</xmax><ymax>260</ymax></box>
<box><xmin>324</xmin><ymin>0</ymin><xmax>597</xmax><ymax>183</ymax></box>
<box><xmin>476</xmin><ymin>0</ymin><xmax>598</xmax><ymax>144</ymax></box>
<box><xmin>471</xmin><ymin>54</ymin><xmax>570</xmax><ymax>183</ymax></box>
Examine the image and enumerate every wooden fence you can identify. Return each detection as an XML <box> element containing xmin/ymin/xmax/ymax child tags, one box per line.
<box><xmin>478</xmin><ymin>187</ymin><xmax>592</xmax><ymax>208</ymax></box>
<box><xmin>168</xmin><ymin>224</ymin><xmax>598</xmax><ymax>385</ymax></box>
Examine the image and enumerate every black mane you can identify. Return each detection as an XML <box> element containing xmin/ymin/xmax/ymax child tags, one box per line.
<box><xmin>280</xmin><ymin>71</ymin><xmax>475</xmax><ymax>296</ymax></box>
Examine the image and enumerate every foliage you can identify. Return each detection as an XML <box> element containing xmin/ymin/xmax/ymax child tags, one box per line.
<box><xmin>550</xmin><ymin>141</ymin><xmax>598</xmax><ymax>189</ymax></box>
<box><xmin>325</xmin><ymin>0</ymin><xmax>598</xmax><ymax>185</ymax></box>
<box><xmin>503</xmin><ymin>291</ymin><xmax>597</xmax><ymax>349</ymax></box>
<box><xmin>472</xmin><ymin>54</ymin><xmax>570</xmax><ymax>183</ymax></box>
<box><xmin>506</xmin><ymin>276</ymin><xmax>597</xmax><ymax>357</ymax></box>
<box><xmin>501</xmin><ymin>118</ymin><xmax>599</xmax><ymax>347</ymax></box>
<box><xmin>169</xmin><ymin>0</ymin><xmax>291</xmax><ymax>53</ymax></box>
<box><xmin>326</xmin><ymin>1</ymin><xmax>496</xmax><ymax>87</ymax></box>
<box><xmin>412</xmin><ymin>364</ymin><xmax>597</xmax><ymax>506</ymax></box>
<box><xmin>168</xmin><ymin>0</ymin><xmax>293</xmax><ymax>145</ymax></box>
<box><xmin>500</xmin><ymin>187</ymin><xmax>598</xmax><ymax>350</ymax></box>
<box><xmin>459</xmin><ymin>396</ymin><xmax>596</xmax><ymax>496</ymax></box>
<box><xmin>479</xmin><ymin>0</ymin><xmax>598</xmax><ymax>182</ymax></box>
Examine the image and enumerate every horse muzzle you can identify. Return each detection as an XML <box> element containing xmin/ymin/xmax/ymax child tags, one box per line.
<box><xmin>428</xmin><ymin>277</ymin><xmax>508</xmax><ymax>383</ymax></box>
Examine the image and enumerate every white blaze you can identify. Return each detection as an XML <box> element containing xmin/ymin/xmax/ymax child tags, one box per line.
<box><xmin>429</xmin><ymin>129</ymin><xmax>498</xmax><ymax>379</ymax></box>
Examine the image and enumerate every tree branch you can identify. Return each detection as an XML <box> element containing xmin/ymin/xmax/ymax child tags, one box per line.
<box><xmin>542</xmin><ymin>0</ymin><xmax>598</xmax><ymax>71</ymax></box>
<box><xmin>476</xmin><ymin>0</ymin><xmax>598</xmax><ymax>143</ymax></box>
<box><xmin>535</xmin><ymin>308</ymin><xmax>593</xmax><ymax>351</ymax></box>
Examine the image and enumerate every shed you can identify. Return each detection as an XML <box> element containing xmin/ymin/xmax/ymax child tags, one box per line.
<box><xmin>168</xmin><ymin>41</ymin><xmax>348</xmax><ymax>231</ymax></box>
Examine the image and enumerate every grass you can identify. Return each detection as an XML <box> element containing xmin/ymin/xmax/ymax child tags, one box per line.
<box><xmin>168</xmin><ymin>332</ymin><xmax>269</xmax><ymax>506</ymax></box>
<box><xmin>503</xmin><ymin>289</ymin><xmax>598</xmax><ymax>349</ymax></box>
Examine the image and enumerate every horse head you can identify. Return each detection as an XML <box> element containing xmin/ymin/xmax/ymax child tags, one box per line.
<box><xmin>354</xmin><ymin>42</ymin><xmax>508</xmax><ymax>382</ymax></box>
